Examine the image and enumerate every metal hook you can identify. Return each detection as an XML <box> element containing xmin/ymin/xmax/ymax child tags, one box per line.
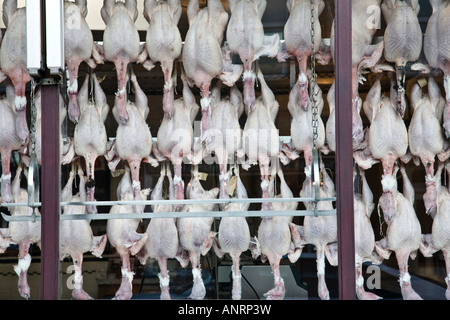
<box><xmin>377</xmin><ymin>203</ymin><xmax>384</xmax><ymax>237</ymax></box>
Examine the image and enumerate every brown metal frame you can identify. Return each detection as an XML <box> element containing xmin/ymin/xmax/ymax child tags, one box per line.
<box><xmin>39</xmin><ymin>0</ymin><xmax>61</xmax><ymax>300</ymax></box>
<box><xmin>335</xmin><ymin>0</ymin><xmax>356</xmax><ymax>300</ymax></box>
<box><xmin>40</xmin><ymin>83</ymin><xmax>61</xmax><ymax>300</ymax></box>
<box><xmin>37</xmin><ymin>1</ymin><xmax>355</xmax><ymax>300</ymax></box>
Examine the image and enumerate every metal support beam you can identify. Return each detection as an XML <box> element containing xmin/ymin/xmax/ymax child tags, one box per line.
<box><xmin>39</xmin><ymin>82</ymin><xmax>61</xmax><ymax>300</ymax></box>
<box><xmin>335</xmin><ymin>1</ymin><xmax>356</xmax><ymax>300</ymax></box>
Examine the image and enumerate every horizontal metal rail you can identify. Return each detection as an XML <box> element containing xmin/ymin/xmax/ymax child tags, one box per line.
<box><xmin>1</xmin><ymin>209</ymin><xmax>336</xmax><ymax>222</ymax></box>
<box><xmin>1</xmin><ymin>195</ymin><xmax>336</xmax><ymax>208</ymax></box>
<box><xmin>1</xmin><ymin>194</ymin><xmax>336</xmax><ymax>222</ymax></box>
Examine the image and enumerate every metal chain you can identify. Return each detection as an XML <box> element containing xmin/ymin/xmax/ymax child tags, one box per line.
<box><xmin>310</xmin><ymin>0</ymin><xmax>319</xmax><ymax>148</ymax></box>
<box><xmin>30</xmin><ymin>78</ymin><xmax>37</xmax><ymax>156</ymax></box>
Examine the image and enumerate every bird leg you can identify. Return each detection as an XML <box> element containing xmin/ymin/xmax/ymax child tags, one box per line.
<box><xmin>162</xmin><ymin>62</ymin><xmax>175</xmax><ymax>118</ymax></box>
<box><xmin>200</xmin><ymin>83</ymin><xmax>213</xmax><ymax>145</ymax></box>
<box><xmin>395</xmin><ymin>65</ymin><xmax>407</xmax><ymax>117</ymax></box>
<box><xmin>242</xmin><ymin>61</ymin><xmax>256</xmax><ymax>111</ymax></box>
<box><xmin>85</xmin><ymin>156</ymin><xmax>98</xmax><ymax>214</ymax></box>
<box><xmin>230</xmin><ymin>253</ymin><xmax>242</xmax><ymax>300</ymax></box>
<box><xmin>173</xmin><ymin>162</ymin><xmax>184</xmax><ymax>212</ymax></box>
<box><xmin>297</xmin><ymin>53</ymin><xmax>310</xmax><ymax>111</ymax></box>
<box><xmin>157</xmin><ymin>257</ymin><xmax>171</xmax><ymax>300</ymax></box>
<box><xmin>264</xmin><ymin>256</ymin><xmax>285</xmax><ymax>300</ymax></box>
<box><xmin>316</xmin><ymin>246</ymin><xmax>330</xmax><ymax>300</ymax></box>
<box><xmin>10</xmin><ymin>69</ymin><xmax>31</xmax><ymax>145</ymax></box>
<box><xmin>260</xmin><ymin>162</ymin><xmax>272</xmax><ymax>211</ymax></box>
<box><xmin>61</xmin><ymin>137</ymin><xmax>76</xmax><ymax>166</ymax></box>
<box><xmin>379</xmin><ymin>175</ymin><xmax>397</xmax><ymax>224</ymax></box>
<box><xmin>14</xmin><ymin>242</ymin><xmax>32</xmax><ymax>299</ymax></box>
<box><xmin>444</xmin><ymin>103</ymin><xmax>450</xmax><ymax>140</ymax></box>
<box><xmin>71</xmin><ymin>253</ymin><xmax>93</xmax><ymax>300</ymax></box>
<box><xmin>379</xmin><ymin>157</ymin><xmax>398</xmax><ymax>222</ymax></box>
<box><xmin>201</xmin><ymin>231</ymin><xmax>217</xmax><ymax>256</ymax></box>
<box><xmin>128</xmin><ymin>159</ymin><xmax>144</xmax><ymax>213</ymax></box>
<box><xmin>188</xmin><ymin>252</ymin><xmax>206</xmax><ymax>300</ymax></box>
<box><xmin>218</xmin><ymin>160</ymin><xmax>230</xmax><ymax>206</ymax></box>
<box><xmin>114</xmin><ymin>59</ymin><xmax>130</xmax><ymax>124</ymax></box>
<box><xmin>1</xmin><ymin>151</ymin><xmax>13</xmax><ymax>203</ymax></box>
<box><xmin>424</xmin><ymin>173</ymin><xmax>438</xmax><ymax>215</ymax></box>
<box><xmin>66</xmin><ymin>58</ymin><xmax>82</xmax><ymax>123</ymax></box>
<box><xmin>355</xmin><ymin>260</ymin><xmax>381</xmax><ymax>300</ymax></box>
<box><xmin>351</xmin><ymin>67</ymin><xmax>364</xmax><ymax>149</ymax></box>
<box><xmin>443</xmin><ymin>75</ymin><xmax>450</xmax><ymax>138</ymax></box>
<box><xmin>114</xmin><ymin>252</ymin><xmax>134</xmax><ymax>300</ymax></box>
<box><xmin>395</xmin><ymin>249</ymin><xmax>422</xmax><ymax>300</ymax></box>
<box><xmin>443</xmin><ymin>249</ymin><xmax>450</xmax><ymax>300</ymax></box>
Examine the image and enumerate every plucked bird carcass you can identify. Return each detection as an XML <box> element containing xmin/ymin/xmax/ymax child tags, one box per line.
<box><xmin>73</xmin><ymin>74</ymin><xmax>109</xmax><ymax>214</ymax></box>
<box><xmin>241</xmin><ymin>65</ymin><xmax>280</xmax><ymax>211</ymax></box>
<box><xmin>408</xmin><ymin>78</ymin><xmax>446</xmax><ymax>214</ymax></box>
<box><xmin>252</xmin><ymin>166</ymin><xmax>304</xmax><ymax>300</ymax></box>
<box><xmin>212</xmin><ymin>166</ymin><xmax>253</xmax><ymax>300</ymax></box>
<box><xmin>138</xmin><ymin>163</ymin><xmax>181</xmax><ymax>300</ymax></box>
<box><xmin>202</xmin><ymin>81</ymin><xmax>245</xmax><ymax>202</ymax></box>
<box><xmin>9</xmin><ymin>163</ymin><xmax>41</xmax><ymax>299</ymax></box>
<box><xmin>0</xmin><ymin>85</ymin><xmax>24</xmax><ymax>204</ymax></box>
<box><xmin>60</xmin><ymin>165</ymin><xmax>107</xmax><ymax>300</ymax></box>
<box><xmin>353</xmin><ymin>169</ymin><xmax>383</xmax><ymax>300</ymax></box>
<box><xmin>20</xmin><ymin>87</ymin><xmax>75</xmax><ymax>167</ymax></box>
<box><xmin>0</xmin><ymin>0</ymin><xmax>32</xmax><ymax>145</ymax></box>
<box><xmin>327</xmin><ymin>167</ymin><xmax>383</xmax><ymax>300</ymax></box>
<box><xmin>291</xmin><ymin>163</ymin><xmax>337</xmax><ymax>300</ymax></box>
<box><xmin>325</xmin><ymin>80</ymin><xmax>337</xmax><ymax>153</ymax></box>
<box><xmin>424</xmin><ymin>0</ymin><xmax>450</xmax><ymax>138</ymax></box>
<box><xmin>281</xmin><ymin>78</ymin><xmax>328</xmax><ymax>171</ymax></box>
<box><xmin>177</xmin><ymin>166</ymin><xmax>219</xmax><ymax>300</ymax></box>
<box><xmin>365</xmin><ymin>78</ymin><xmax>408</xmax><ymax>221</ymax></box>
<box><xmin>382</xmin><ymin>0</ymin><xmax>424</xmax><ymax>117</ymax></box>
<box><xmin>64</xmin><ymin>0</ymin><xmax>104</xmax><ymax>123</ymax></box>
<box><xmin>226</xmin><ymin>0</ymin><xmax>279</xmax><ymax>110</ymax></box>
<box><xmin>101</xmin><ymin>0</ymin><xmax>142</xmax><ymax>124</ymax></box>
<box><xmin>330</xmin><ymin>0</ymin><xmax>385</xmax><ymax>149</ymax></box>
<box><xmin>106</xmin><ymin>167</ymin><xmax>149</xmax><ymax>300</ymax></box>
<box><xmin>420</xmin><ymin>162</ymin><xmax>450</xmax><ymax>300</ymax></box>
<box><xmin>142</xmin><ymin>0</ymin><xmax>182</xmax><ymax>117</ymax></box>
<box><xmin>107</xmin><ymin>69</ymin><xmax>158</xmax><ymax>211</ymax></box>
<box><xmin>280</xmin><ymin>0</ymin><xmax>330</xmax><ymax>110</ymax></box>
<box><xmin>375</xmin><ymin>164</ymin><xmax>423</xmax><ymax>300</ymax></box>
<box><xmin>182</xmin><ymin>0</ymin><xmax>242</xmax><ymax>144</ymax></box>
<box><xmin>152</xmin><ymin>69</ymin><xmax>199</xmax><ymax>210</ymax></box>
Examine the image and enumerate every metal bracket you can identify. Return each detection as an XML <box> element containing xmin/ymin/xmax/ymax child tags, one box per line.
<box><xmin>311</xmin><ymin>148</ymin><xmax>321</xmax><ymax>217</ymax></box>
<box><xmin>41</xmin><ymin>77</ymin><xmax>61</xmax><ymax>86</ymax></box>
<box><xmin>27</xmin><ymin>155</ymin><xmax>40</xmax><ymax>223</ymax></box>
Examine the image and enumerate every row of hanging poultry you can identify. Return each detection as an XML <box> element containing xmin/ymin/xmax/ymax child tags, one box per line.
<box><xmin>0</xmin><ymin>0</ymin><xmax>449</xmax><ymax>301</ymax></box>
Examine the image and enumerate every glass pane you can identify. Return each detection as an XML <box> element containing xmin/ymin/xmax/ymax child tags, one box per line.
<box><xmin>1</xmin><ymin>0</ymin><xmax>447</xmax><ymax>302</ymax></box>
<box><xmin>348</xmin><ymin>0</ymin><xmax>448</xmax><ymax>301</ymax></box>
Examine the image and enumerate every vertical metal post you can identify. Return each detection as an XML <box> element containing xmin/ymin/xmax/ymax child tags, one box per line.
<box><xmin>335</xmin><ymin>1</ymin><xmax>355</xmax><ymax>300</ymax></box>
<box><xmin>40</xmin><ymin>82</ymin><xmax>61</xmax><ymax>300</ymax></box>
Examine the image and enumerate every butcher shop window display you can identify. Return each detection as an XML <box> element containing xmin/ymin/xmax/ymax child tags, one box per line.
<box><xmin>2</xmin><ymin>0</ymin><xmax>450</xmax><ymax>302</ymax></box>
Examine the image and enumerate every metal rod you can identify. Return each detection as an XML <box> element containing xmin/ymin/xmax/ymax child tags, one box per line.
<box><xmin>1</xmin><ymin>196</ymin><xmax>336</xmax><ymax>208</ymax></box>
<box><xmin>335</xmin><ymin>0</ymin><xmax>356</xmax><ymax>300</ymax></box>
<box><xmin>1</xmin><ymin>209</ymin><xmax>337</xmax><ymax>222</ymax></box>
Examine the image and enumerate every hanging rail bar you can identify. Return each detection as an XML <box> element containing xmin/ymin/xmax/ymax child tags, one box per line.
<box><xmin>1</xmin><ymin>195</ymin><xmax>336</xmax><ymax>208</ymax></box>
<box><xmin>1</xmin><ymin>208</ymin><xmax>336</xmax><ymax>222</ymax></box>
